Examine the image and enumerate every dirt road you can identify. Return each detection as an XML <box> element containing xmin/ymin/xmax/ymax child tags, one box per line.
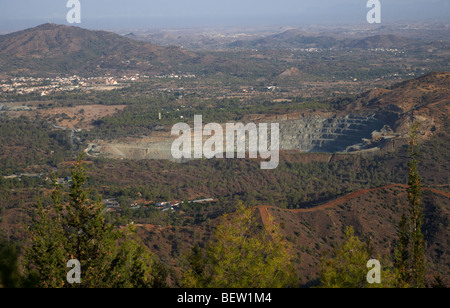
<box><xmin>257</xmin><ymin>184</ymin><xmax>450</xmax><ymax>226</ymax></box>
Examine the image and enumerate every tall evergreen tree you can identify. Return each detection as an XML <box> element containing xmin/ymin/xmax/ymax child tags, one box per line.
<box><xmin>24</xmin><ymin>156</ymin><xmax>166</xmax><ymax>288</ymax></box>
<box><xmin>394</xmin><ymin>214</ymin><xmax>410</xmax><ymax>287</ymax></box>
<box><xmin>407</xmin><ymin>124</ymin><xmax>426</xmax><ymax>288</ymax></box>
<box><xmin>394</xmin><ymin>123</ymin><xmax>426</xmax><ymax>288</ymax></box>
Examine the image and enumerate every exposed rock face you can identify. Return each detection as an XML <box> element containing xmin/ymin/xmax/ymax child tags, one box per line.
<box><xmin>278</xmin><ymin>114</ymin><xmax>386</xmax><ymax>153</ymax></box>
<box><xmin>87</xmin><ymin>114</ymin><xmax>397</xmax><ymax>160</ymax></box>
<box><xmin>86</xmin><ymin>138</ymin><xmax>174</xmax><ymax>160</ymax></box>
<box><xmin>87</xmin><ymin>73</ymin><xmax>449</xmax><ymax>161</ymax></box>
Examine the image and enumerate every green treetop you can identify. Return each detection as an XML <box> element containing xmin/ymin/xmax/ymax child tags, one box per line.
<box><xmin>183</xmin><ymin>203</ymin><xmax>297</xmax><ymax>288</ymax></box>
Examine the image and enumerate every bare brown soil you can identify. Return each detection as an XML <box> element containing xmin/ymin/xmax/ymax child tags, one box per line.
<box><xmin>7</xmin><ymin>104</ymin><xmax>127</xmax><ymax>130</ymax></box>
<box><xmin>257</xmin><ymin>184</ymin><xmax>450</xmax><ymax>218</ymax></box>
<box><xmin>254</xmin><ymin>183</ymin><xmax>449</xmax><ymax>286</ymax></box>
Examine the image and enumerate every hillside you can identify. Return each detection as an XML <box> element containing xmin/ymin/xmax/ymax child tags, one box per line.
<box><xmin>229</xmin><ymin>29</ymin><xmax>338</xmax><ymax>50</ymax></box>
<box><xmin>126</xmin><ymin>183</ymin><xmax>449</xmax><ymax>287</ymax></box>
<box><xmin>346</xmin><ymin>34</ymin><xmax>417</xmax><ymax>49</ymax></box>
<box><xmin>228</xmin><ymin>31</ymin><xmax>422</xmax><ymax>51</ymax></box>
<box><xmin>0</xmin><ymin>23</ymin><xmax>196</xmax><ymax>77</ymax></box>
<box><xmin>337</xmin><ymin>72</ymin><xmax>450</xmax><ymax>140</ymax></box>
<box><xmin>0</xmin><ymin>23</ymin><xmax>448</xmax><ymax>287</ymax></box>
<box><xmin>255</xmin><ymin>184</ymin><xmax>449</xmax><ymax>286</ymax></box>
<box><xmin>227</xmin><ymin>30</ymin><xmax>448</xmax><ymax>53</ymax></box>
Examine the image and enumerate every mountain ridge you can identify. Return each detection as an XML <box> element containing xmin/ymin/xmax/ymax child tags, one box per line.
<box><xmin>346</xmin><ymin>34</ymin><xmax>417</xmax><ymax>49</ymax></box>
<box><xmin>0</xmin><ymin>23</ymin><xmax>197</xmax><ymax>77</ymax></box>
<box><xmin>228</xmin><ymin>30</ymin><xmax>423</xmax><ymax>50</ymax></box>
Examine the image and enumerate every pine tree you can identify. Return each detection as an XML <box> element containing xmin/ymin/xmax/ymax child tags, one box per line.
<box><xmin>24</xmin><ymin>156</ymin><xmax>166</xmax><ymax>288</ymax></box>
<box><xmin>319</xmin><ymin>226</ymin><xmax>370</xmax><ymax>288</ymax></box>
<box><xmin>394</xmin><ymin>123</ymin><xmax>426</xmax><ymax>288</ymax></box>
<box><xmin>407</xmin><ymin>124</ymin><xmax>426</xmax><ymax>288</ymax></box>
<box><xmin>183</xmin><ymin>203</ymin><xmax>297</xmax><ymax>288</ymax></box>
<box><xmin>319</xmin><ymin>226</ymin><xmax>396</xmax><ymax>288</ymax></box>
<box><xmin>394</xmin><ymin>214</ymin><xmax>410</xmax><ymax>287</ymax></box>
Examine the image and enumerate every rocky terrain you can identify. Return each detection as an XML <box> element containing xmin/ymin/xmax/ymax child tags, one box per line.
<box><xmin>86</xmin><ymin>72</ymin><xmax>449</xmax><ymax>160</ymax></box>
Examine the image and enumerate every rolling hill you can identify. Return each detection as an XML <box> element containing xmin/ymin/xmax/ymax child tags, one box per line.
<box><xmin>346</xmin><ymin>34</ymin><xmax>417</xmax><ymax>49</ymax></box>
<box><xmin>124</xmin><ymin>73</ymin><xmax>449</xmax><ymax>286</ymax></box>
<box><xmin>255</xmin><ymin>184</ymin><xmax>450</xmax><ymax>286</ymax></box>
<box><xmin>229</xmin><ymin>29</ymin><xmax>338</xmax><ymax>50</ymax></box>
<box><xmin>336</xmin><ymin>72</ymin><xmax>450</xmax><ymax>142</ymax></box>
<box><xmin>228</xmin><ymin>30</ymin><xmax>430</xmax><ymax>51</ymax></box>
<box><xmin>0</xmin><ymin>23</ymin><xmax>200</xmax><ymax>77</ymax></box>
<box><xmin>0</xmin><ymin>23</ymin><xmax>448</xmax><ymax>287</ymax></box>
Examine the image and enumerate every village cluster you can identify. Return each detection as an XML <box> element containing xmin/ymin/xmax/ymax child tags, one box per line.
<box><xmin>0</xmin><ymin>75</ymin><xmax>134</xmax><ymax>96</ymax></box>
<box><xmin>0</xmin><ymin>73</ymin><xmax>196</xmax><ymax>97</ymax></box>
<box><xmin>104</xmin><ymin>198</ymin><xmax>215</xmax><ymax>212</ymax></box>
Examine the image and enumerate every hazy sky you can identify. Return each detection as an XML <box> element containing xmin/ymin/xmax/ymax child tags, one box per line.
<box><xmin>1</xmin><ymin>0</ymin><xmax>449</xmax><ymax>30</ymax></box>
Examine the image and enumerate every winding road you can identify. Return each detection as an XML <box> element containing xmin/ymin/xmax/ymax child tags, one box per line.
<box><xmin>257</xmin><ymin>184</ymin><xmax>450</xmax><ymax>227</ymax></box>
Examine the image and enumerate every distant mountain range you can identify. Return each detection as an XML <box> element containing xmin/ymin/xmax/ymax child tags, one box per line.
<box><xmin>1</xmin><ymin>24</ymin><xmax>447</xmax><ymax>78</ymax></box>
<box><xmin>0</xmin><ymin>23</ymin><xmax>219</xmax><ymax>77</ymax></box>
<box><xmin>346</xmin><ymin>34</ymin><xmax>417</xmax><ymax>49</ymax></box>
<box><xmin>229</xmin><ymin>29</ymin><xmax>339</xmax><ymax>49</ymax></box>
<box><xmin>228</xmin><ymin>29</ymin><xmax>442</xmax><ymax>51</ymax></box>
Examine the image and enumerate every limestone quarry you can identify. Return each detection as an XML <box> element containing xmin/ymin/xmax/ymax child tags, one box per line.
<box><xmin>85</xmin><ymin>111</ymin><xmax>417</xmax><ymax>161</ymax></box>
<box><xmin>86</xmin><ymin>72</ymin><xmax>449</xmax><ymax>161</ymax></box>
